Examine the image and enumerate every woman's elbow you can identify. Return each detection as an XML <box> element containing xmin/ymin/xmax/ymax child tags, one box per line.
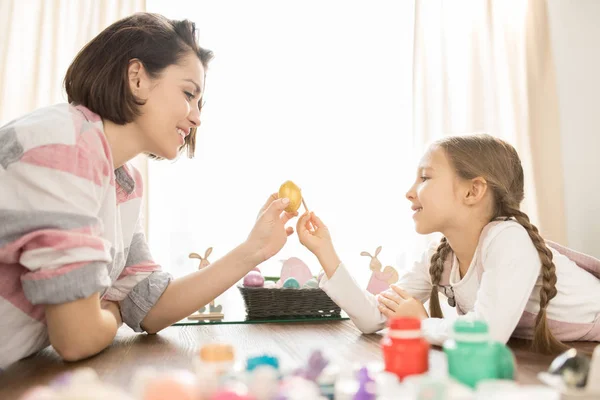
<box><xmin>53</xmin><ymin>342</ymin><xmax>102</xmax><ymax>362</ymax></box>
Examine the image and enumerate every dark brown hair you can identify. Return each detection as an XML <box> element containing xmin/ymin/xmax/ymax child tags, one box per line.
<box><xmin>428</xmin><ymin>134</ymin><xmax>567</xmax><ymax>354</ymax></box>
<box><xmin>64</xmin><ymin>12</ymin><xmax>213</xmax><ymax>158</ymax></box>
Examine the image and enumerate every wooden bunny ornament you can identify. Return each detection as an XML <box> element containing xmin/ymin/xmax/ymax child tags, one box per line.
<box><xmin>361</xmin><ymin>246</ymin><xmax>399</xmax><ymax>295</ymax></box>
<box><xmin>189</xmin><ymin>247</ymin><xmax>223</xmax><ymax>316</ymax></box>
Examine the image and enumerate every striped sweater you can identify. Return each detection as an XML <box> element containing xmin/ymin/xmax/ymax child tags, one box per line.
<box><xmin>0</xmin><ymin>104</ymin><xmax>172</xmax><ymax>369</ymax></box>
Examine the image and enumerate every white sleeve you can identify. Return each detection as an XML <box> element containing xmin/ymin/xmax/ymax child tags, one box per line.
<box><xmin>320</xmin><ymin>245</ymin><xmax>435</xmax><ymax>334</ymax></box>
<box><xmin>453</xmin><ymin>224</ymin><xmax>540</xmax><ymax>344</ymax></box>
<box><xmin>320</xmin><ymin>263</ymin><xmax>386</xmax><ymax>334</ymax></box>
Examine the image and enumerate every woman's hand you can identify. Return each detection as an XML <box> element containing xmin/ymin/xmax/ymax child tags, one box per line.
<box><xmin>245</xmin><ymin>193</ymin><xmax>298</xmax><ymax>263</ymax></box>
<box><xmin>377</xmin><ymin>285</ymin><xmax>428</xmax><ymax>320</ymax></box>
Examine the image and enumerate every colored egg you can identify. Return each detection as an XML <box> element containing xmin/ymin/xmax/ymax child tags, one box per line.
<box><xmin>278</xmin><ymin>257</ymin><xmax>313</xmax><ymax>286</ymax></box>
<box><xmin>302</xmin><ymin>278</ymin><xmax>319</xmax><ymax>289</ymax></box>
<box><xmin>243</xmin><ymin>271</ymin><xmax>265</xmax><ymax>287</ymax></box>
<box><xmin>282</xmin><ymin>277</ymin><xmax>300</xmax><ymax>289</ymax></box>
<box><xmin>278</xmin><ymin>180</ymin><xmax>303</xmax><ymax>213</ymax></box>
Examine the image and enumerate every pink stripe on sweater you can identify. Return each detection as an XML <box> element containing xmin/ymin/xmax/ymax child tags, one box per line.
<box><xmin>0</xmin><ymin>263</ymin><xmax>45</xmax><ymax>322</ymax></box>
<box><xmin>0</xmin><ymin>226</ymin><xmax>100</xmax><ymax>264</ymax></box>
<box><xmin>20</xmin><ymin>144</ymin><xmax>108</xmax><ymax>186</ymax></box>
<box><xmin>514</xmin><ymin>311</ymin><xmax>600</xmax><ymax>342</ymax></box>
<box><xmin>117</xmin><ymin>261</ymin><xmax>160</xmax><ymax>279</ymax></box>
<box><xmin>21</xmin><ymin>261</ymin><xmax>90</xmax><ymax>281</ymax></box>
<box><xmin>23</xmin><ymin>230</ymin><xmax>105</xmax><ymax>252</ymax></box>
<box><xmin>74</xmin><ymin>104</ymin><xmax>101</xmax><ymax>123</ymax></box>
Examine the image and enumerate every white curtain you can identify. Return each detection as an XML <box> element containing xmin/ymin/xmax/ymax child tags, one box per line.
<box><xmin>0</xmin><ymin>0</ymin><xmax>146</xmax><ymax>124</ymax></box>
<box><xmin>413</xmin><ymin>0</ymin><xmax>567</xmax><ymax>243</ymax></box>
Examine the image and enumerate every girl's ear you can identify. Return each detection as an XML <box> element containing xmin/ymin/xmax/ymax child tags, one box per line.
<box><xmin>464</xmin><ymin>177</ymin><xmax>488</xmax><ymax>205</ymax></box>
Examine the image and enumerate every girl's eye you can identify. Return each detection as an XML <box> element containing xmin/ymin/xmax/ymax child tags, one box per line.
<box><xmin>184</xmin><ymin>91</ymin><xmax>194</xmax><ymax>101</ymax></box>
<box><xmin>420</xmin><ymin>176</ymin><xmax>429</xmax><ymax>182</ymax></box>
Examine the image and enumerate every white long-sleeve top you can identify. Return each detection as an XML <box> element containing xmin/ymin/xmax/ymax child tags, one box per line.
<box><xmin>320</xmin><ymin>220</ymin><xmax>600</xmax><ymax>345</ymax></box>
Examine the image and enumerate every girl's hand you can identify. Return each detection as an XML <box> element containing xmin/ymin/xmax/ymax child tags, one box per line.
<box><xmin>377</xmin><ymin>285</ymin><xmax>428</xmax><ymax>320</ymax></box>
<box><xmin>296</xmin><ymin>211</ymin><xmax>333</xmax><ymax>256</ymax></box>
<box><xmin>296</xmin><ymin>211</ymin><xmax>340</xmax><ymax>277</ymax></box>
<box><xmin>246</xmin><ymin>193</ymin><xmax>298</xmax><ymax>263</ymax></box>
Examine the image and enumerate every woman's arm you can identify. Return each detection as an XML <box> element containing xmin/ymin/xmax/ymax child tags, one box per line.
<box><xmin>140</xmin><ymin>195</ymin><xmax>295</xmax><ymax>334</ymax></box>
<box><xmin>46</xmin><ymin>294</ymin><xmax>119</xmax><ymax>361</ymax></box>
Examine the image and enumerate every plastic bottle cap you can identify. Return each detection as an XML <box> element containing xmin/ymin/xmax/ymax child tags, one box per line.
<box><xmin>199</xmin><ymin>343</ymin><xmax>235</xmax><ymax>362</ymax></box>
<box><xmin>452</xmin><ymin>320</ymin><xmax>488</xmax><ymax>334</ymax></box>
<box><xmin>388</xmin><ymin>317</ymin><xmax>421</xmax><ymax>331</ymax></box>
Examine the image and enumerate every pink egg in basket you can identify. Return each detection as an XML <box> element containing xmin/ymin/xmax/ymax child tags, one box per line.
<box><xmin>243</xmin><ymin>271</ymin><xmax>264</xmax><ymax>287</ymax></box>
<box><xmin>277</xmin><ymin>257</ymin><xmax>313</xmax><ymax>287</ymax></box>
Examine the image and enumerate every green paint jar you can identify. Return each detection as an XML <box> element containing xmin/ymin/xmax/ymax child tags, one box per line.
<box><xmin>443</xmin><ymin>320</ymin><xmax>515</xmax><ymax>388</ymax></box>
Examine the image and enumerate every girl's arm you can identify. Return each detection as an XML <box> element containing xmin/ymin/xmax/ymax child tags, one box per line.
<box><xmin>297</xmin><ymin>212</ymin><xmax>435</xmax><ymax>334</ymax></box>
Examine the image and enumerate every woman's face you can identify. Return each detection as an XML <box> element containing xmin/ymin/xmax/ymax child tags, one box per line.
<box><xmin>134</xmin><ymin>52</ymin><xmax>205</xmax><ymax>160</ymax></box>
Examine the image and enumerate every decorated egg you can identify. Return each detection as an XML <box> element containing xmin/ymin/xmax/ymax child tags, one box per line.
<box><xmin>278</xmin><ymin>180</ymin><xmax>303</xmax><ymax>213</ymax></box>
<box><xmin>263</xmin><ymin>281</ymin><xmax>277</xmax><ymax>288</ymax></box>
<box><xmin>282</xmin><ymin>277</ymin><xmax>300</xmax><ymax>289</ymax></box>
<box><xmin>243</xmin><ymin>271</ymin><xmax>265</xmax><ymax>287</ymax></box>
<box><xmin>278</xmin><ymin>257</ymin><xmax>313</xmax><ymax>286</ymax></box>
<box><xmin>302</xmin><ymin>278</ymin><xmax>319</xmax><ymax>289</ymax></box>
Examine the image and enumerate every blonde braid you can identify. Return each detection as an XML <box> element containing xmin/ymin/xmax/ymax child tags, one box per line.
<box><xmin>428</xmin><ymin>237</ymin><xmax>451</xmax><ymax>318</ymax></box>
<box><xmin>504</xmin><ymin>205</ymin><xmax>568</xmax><ymax>354</ymax></box>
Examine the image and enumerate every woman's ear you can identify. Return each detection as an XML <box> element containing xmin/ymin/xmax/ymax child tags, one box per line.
<box><xmin>128</xmin><ymin>59</ymin><xmax>150</xmax><ymax>99</ymax></box>
<box><xmin>464</xmin><ymin>177</ymin><xmax>488</xmax><ymax>205</ymax></box>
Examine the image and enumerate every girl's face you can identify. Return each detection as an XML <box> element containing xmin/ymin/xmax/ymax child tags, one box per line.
<box><xmin>134</xmin><ymin>52</ymin><xmax>205</xmax><ymax>160</ymax></box>
<box><xmin>405</xmin><ymin>146</ymin><xmax>467</xmax><ymax>235</ymax></box>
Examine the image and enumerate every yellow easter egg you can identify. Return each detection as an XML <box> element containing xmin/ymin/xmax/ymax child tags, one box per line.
<box><xmin>278</xmin><ymin>180</ymin><xmax>302</xmax><ymax>213</ymax></box>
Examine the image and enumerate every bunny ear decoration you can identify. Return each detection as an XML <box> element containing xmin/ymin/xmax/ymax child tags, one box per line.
<box><xmin>360</xmin><ymin>251</ymin><xmax>372</xmax><ymax>258</ymax></box>
<box><xmin>189</xmin><ymin>252</ymin><xmax>202</xmax><ymax>259</ymax></box>
<box><xmin>205</xmin><ymin>247</ymin><xmax>213</xmax><ymax>259</ymax></box>
<box><xmin>374</xmin><ymin>246</ymin><xmax>382</xmax><ymax>257</ymax></box>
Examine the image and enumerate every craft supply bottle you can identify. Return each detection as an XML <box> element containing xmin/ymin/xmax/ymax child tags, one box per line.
<box><xmin>381</xmin><ymin>317</ymin><xmax>429</xmax><ymax>380</ymax></box>
<box><xmin>443</xmin><ymin>319</ymin><xmax>515</xmax><ymax>388</ymax></box>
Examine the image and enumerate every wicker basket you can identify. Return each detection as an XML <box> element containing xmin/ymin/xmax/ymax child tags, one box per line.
<box><xmin>238</xmin><ymin>278</ymin><xmax>341</xmax><ymax>320</ymax></box>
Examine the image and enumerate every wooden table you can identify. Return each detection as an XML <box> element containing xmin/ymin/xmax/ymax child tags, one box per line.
<box><xmin>0</xmin><ymin>320</ymin><xmax>596</xmax><ymax>398</ymax></box>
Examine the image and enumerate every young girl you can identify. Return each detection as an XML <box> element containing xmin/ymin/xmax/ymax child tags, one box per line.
<box><xmin>0</xmin><ymin>13</ymin><xmax>297</xmax><ymax>369</ymax></box>
<box><xmin>297</xmin><ymin>134</ymin><xmax>600</xmax><ymax>353</ymax></box>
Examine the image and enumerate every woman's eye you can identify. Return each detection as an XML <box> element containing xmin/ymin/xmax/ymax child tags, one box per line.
<box><xmin>184</xmin><ymin>91</ymin><xmax>194</xmax><ymax>100</ymax></box>
<box><xmin>420</xmin><ymin>176</ymin><xmax>429</xmax><ymax>182</ymax></box>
